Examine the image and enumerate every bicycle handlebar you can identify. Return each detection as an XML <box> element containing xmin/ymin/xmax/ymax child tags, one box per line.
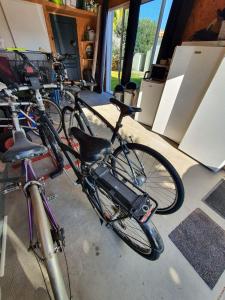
<box><xmin>0</xmin><ymin>83</ymin><xmax>58</xmax><ymax>98</ymax></box>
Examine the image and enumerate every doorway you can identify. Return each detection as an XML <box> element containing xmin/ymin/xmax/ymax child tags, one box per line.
<box><xmin>50</xmin><ymin>14</ymin><xmax>81</xmax><ymax>80</ymax></box>
<box><xmin>106</xmin><ymin>0</ymin><xmax>173</xmax><ymax>93</ymax></box>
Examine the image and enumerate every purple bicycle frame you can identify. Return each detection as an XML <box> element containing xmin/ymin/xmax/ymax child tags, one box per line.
<box><xmin>23</xmin><ymin>159</ymin><xmax>59</xmax><ymax>245</ymax></box>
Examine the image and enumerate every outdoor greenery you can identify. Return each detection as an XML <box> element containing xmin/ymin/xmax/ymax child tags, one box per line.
<box><xmin>111</xmin><ymin>8</ymin><xmax>157</xmax><ymax>90</ymax></box>
<box><xmin>135</xmin><ymin>19</ymin><xmax>157</xmax><ymax>53</ymax></box>
<box><xmin>111</xmin><ymin>71</ymin><xmax>144</xmax><ymax>91</ymax></box>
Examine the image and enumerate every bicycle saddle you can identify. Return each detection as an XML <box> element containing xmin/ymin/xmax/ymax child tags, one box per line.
<box><xmin>2</xmin><ymin>131</ymin><xmax>47</xmax><ymax>163</ymax></box>
<box><xmin>110</xmin><ymin>98</ymin><xmax>142</xmax><ymax>116</ymax></box>
<box><xmin>70</xmin><ymin>127</ymin><xmax>111</xmax><ymax>163</ymax></box>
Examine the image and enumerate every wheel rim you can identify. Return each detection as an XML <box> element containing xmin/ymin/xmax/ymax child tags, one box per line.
<box><xmin>113</xmin><ymin>147</ymin><xmax>178</xmax><ymax>212</ymax></box>
<box><xmin>44</xmin><ymin>100</ymin><xmax>61</xmax><ymax>129</ymax></box>
<box><xmin>97</xmin><ymin>187</ymin><xmax>152</xmax><ymax>255</ymax></box>
<box><xmin>27</xmin><ymin>100</ymin><xmax>61</xmax><ymax>134</ymax></box>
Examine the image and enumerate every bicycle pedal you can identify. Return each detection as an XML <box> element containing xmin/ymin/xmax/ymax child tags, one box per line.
<box><xmin>47</xmin><ymin>194</ymin><xmax>58</xmax><ymax>202</ymax></box>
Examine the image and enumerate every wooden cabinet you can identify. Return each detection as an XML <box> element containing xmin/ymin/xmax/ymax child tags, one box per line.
<box><xmin>21</xmin><ymin>0</ymin><xmax>98</xmax><ymax>78</ymax></box>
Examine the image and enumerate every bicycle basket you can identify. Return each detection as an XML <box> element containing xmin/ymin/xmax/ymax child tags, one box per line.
<box><xmin>0</xmin><ymin>50</ymin><xmax>53</xmax><ymax>85</ymax></box>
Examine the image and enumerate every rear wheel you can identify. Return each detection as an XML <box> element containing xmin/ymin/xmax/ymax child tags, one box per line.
<box><xmin>112</xmin><ymin>143</ymin><xmax>184</xmax><ymax>215</ymax></box>
<box><xmin>88</xmin><ymin>186</ymin><xmax>164</xmax><ymax>260</ymax></box>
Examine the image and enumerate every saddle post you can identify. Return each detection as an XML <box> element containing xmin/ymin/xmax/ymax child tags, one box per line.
<box><xmin>2</xmin><ymin>90</ymin><xmax>19</xmax><ymax>131</ymax></box>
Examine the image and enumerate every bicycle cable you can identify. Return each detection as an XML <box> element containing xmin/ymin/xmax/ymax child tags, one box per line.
<box><xmin>62</xmin><ymin>245</ymin><xmax>72</xmax><ymax>300</ymax></box>
<box><xmin>32</xmin><ymin>247</ymin><xmax>52</xmax><ymax>300</ymax></box>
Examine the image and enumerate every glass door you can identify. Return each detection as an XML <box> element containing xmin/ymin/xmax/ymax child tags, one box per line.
<box><xmin>110</xmin><ymin>7</ymin><xmax>129</xmax><ymax>91</ymax></box>
<box><xmin>131</xmin><ymin>0</ymin><xmax>173</xmax><ymax>85</ymax></box>
<box><xmin>106</xmin><ymin>0</ymin><xmax>173</xmax><ymax>93</ymax></box>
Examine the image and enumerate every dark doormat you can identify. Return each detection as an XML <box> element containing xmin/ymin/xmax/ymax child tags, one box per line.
<box><xmin>169</xmin><ymin>208</ymin><xmax>225</xmax><ymax>289</ymax></box>
<box><xmin>203</xmin><ymin>180</ymin><xmax>225</xmax><ymax>219</ymax></box>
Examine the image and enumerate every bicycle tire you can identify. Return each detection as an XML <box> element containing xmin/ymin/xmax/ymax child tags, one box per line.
<box><xmin>85</xmin><ymin>186</ymin><xmax>164</xmax><ymax>260</ymax></box>
<box><xmin>112</xmin><ymin>218</ymin><xmax>164</xmax><ymax>260</ymax></box>
<box><xmin>60</xmin><ymin>90</ymin><xmax>75</xmax><ymax>108</ymax></box>
<box><xmin>26</xmin><ymin>99</ymin><xmax>62</xmax><ymax>135</ymax></box>
<box><xmin>112</xmin><ymin>143</ymin><xmax>184</xmax><ymax>215</ymax></box>
<box><xmin>29</xmin><ymin>184</ymin><xmax>69</xmax><ymax>300</ymax></box>
<box><xmin>62</xmin><ymin>105</ymin><xmax>90</xmax><ymax>155</ymax></box>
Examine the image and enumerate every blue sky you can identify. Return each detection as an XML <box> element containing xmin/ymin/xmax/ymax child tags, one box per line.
<box><xmin>139</xmin><ymin>0</ymin><xmax>173</xmax><ymax>29</ymax></box>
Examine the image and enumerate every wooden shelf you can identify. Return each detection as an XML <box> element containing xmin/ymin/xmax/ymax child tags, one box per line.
<box><xmin>24</xmin><ymin>0</ymin><xmax>97</xmax><ymax>18</ymax></box>
<box><xmin>81</xmin><ymin>40</ymin><xmax>95</xmax><ymax>43</ymax></box>
<box><xmin>46</xmin><ymin>2</ymin><xmax>97</xmax><ymax>18</ymax></box>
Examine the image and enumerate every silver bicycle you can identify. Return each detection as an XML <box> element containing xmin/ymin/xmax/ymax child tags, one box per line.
<box><xmin>0</xmin><ymin>87</ymin><xmax>70</xmax><ymax>300</ymax></box>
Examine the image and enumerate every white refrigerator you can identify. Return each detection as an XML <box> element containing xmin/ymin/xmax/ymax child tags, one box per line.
<box><xmin>152</xmin><ymin>45</ymin><xmax>225</xmax><ymax>143</ymax></box>
<box><xmin>135</xmin><ymin>80</ymin><xmax>165</xmax><ymax>127</ymax></box>
<box><xmin>179</xmin><ymin>55</ymin><xmax>225</xmax><ymax>172</ymax></box>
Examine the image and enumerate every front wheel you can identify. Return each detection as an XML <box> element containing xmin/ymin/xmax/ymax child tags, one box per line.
<box><xmin>29</xmin><ymin>185</ymin><xmax>69</xmax><ymax>300</ymax></box>
<box><xmin>26</xmin><ymin>99</ymin><xmax>62</xmax><ymax>135</ymax></box>
<box><xmin>112</xmin><ymin>143</ymin><xmax>184</xmax><ymax>215</ymax></box>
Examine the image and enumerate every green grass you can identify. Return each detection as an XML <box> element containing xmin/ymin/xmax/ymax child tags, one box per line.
<box><xmin>111</xmin><ymin>71</ymin><xmax>144</xmax><ymax>91</ymax></box>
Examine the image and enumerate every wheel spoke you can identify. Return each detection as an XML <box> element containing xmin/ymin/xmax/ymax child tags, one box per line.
<box><xmin>112</xmin><ymin>145</ymin><xmax>182</xmax><ymax>213</ymax></box>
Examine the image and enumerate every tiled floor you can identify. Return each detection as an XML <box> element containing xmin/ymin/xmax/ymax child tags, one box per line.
<box><xmin>1</xmin><ymin>104</ymin><xmax>225</xmax><ymax>300</ymax></box>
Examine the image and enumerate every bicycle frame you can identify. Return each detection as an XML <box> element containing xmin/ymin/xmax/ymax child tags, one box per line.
<box><xmin>0</xmin><ymin>102</ymin><xmax>37</xmax><ymax>129</ymax></box>
<box><xmin>23</xmin><ymin>159</ymin><xmax>59</xmax><ymax>246</ymax></box>
<box><xmin>72</xmin><ymin>97</ymin><xmax>122</xmax><ymax>144</ymax></box>
<box><xmin>0</xmin><ymin>83</ymin><xmax>70</xmax><ymax>299</ymax></box>
<box><xmin>66</xmin><ymin>97</ymin><xmax>145</xmax><ymax>183</ymax></box>
<box><xmin>38</xmin><ymin>110</ymin><xmax>83</xmax><ymax>180</ymax></box>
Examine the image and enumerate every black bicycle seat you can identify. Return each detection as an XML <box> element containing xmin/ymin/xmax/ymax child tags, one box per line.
<box><xmin>110</xmin><ymin>98</ymin><xmax>142</xmax><ymax>116</ymax></box>
<box><xmin>70</xmin><ymin>127</ymin><xmax>111</xmax><ymax>163</ymax></box>
<box><xmin>2</xmin><ymin>131</ymin><xmax>47</xmax><ymax>163</ymax></box>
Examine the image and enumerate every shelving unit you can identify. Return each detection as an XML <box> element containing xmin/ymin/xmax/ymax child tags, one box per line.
<box><xmin>46</xmin><ymin>2</ymin><xmax>97</xmax><ymax>18</ymax></box>
<box><xmin>80</xmin><ymin>40</ymin><xmax>96</xmax><ymax>74</ymax></box>
<box><xmin>24</xmin><ymin>0</ymin><xmax>98</xmax><ymax>79</ymax></box>
<box><xmin>24</xmin><ymin>0</ymin><xmax>97</xmax><ymax>18</ymax></box>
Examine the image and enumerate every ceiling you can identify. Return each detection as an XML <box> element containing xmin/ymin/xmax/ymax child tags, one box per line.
<box><xmin>99</xmin><ymin>0</ymin><xmax>151</xmax><ymax>9</ymax></box>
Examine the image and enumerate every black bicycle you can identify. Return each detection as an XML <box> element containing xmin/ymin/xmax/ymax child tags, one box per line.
<box><xmin>1</xmin><ymin>84</ymin><xmax>164</xmax><ymax>260</ymax></box>
<box><xmin>0</xmin><ymin>51</ymin><xmax>165</xmax><ymax>259</ymax></box>
<box><xmin>62</xmin><ymin>94</ymin><xmax>185</xmax><ymax>215</ymax></box>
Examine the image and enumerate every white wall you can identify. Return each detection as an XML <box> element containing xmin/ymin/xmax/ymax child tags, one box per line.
<box><xmin>0</xmin><ymin>4</ymin><xmax>15</xmax><ymax>47</ymax></box>
<box><xmin>0</xmin><ymin>0</ymin><xmax>51</xmax><ymax>51</ymax></box>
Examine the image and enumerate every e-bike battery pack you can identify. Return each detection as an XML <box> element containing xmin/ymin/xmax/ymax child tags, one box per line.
<box><xmin>93</xmin><ymin>165</ymin><xmax>151</xmax><ymax>220</ymax></box>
